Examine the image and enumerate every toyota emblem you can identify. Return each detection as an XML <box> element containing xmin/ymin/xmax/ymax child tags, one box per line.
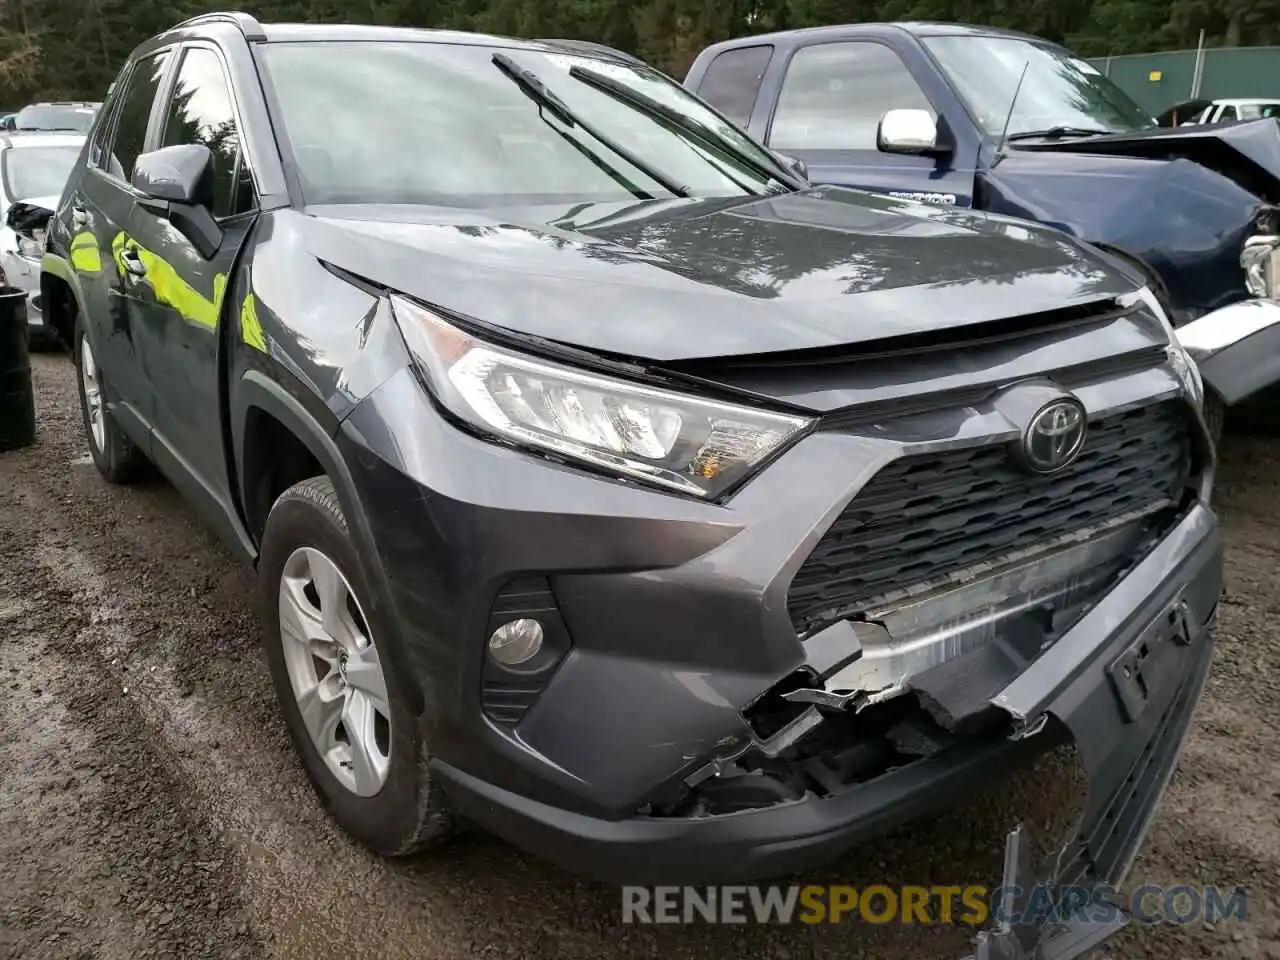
<box><xmin>1020</xmin><ymin>399</ymin><xmax>1087</xmax><ymax>474</ymax></box>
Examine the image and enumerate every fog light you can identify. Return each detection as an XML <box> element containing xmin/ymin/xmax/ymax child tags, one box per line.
<box><xmin>487</xmin><ymin>618</ymin><xmax>543</xmax><ymax>666</ymax></box>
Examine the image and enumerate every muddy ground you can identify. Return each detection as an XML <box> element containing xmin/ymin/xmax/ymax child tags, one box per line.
<box><xmin>0</xmin><ymin>353</ymin><xmax>1277</xmax><ymax>960</ymax></box>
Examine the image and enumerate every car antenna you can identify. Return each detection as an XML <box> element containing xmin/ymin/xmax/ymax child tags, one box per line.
<box><xmin>994</xmin><ymin>60</ymin><xmax>1031</xmax><ymax>163</ymax></box>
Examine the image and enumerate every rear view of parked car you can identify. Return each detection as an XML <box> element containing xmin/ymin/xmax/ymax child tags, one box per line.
<box><xmin>0</xmin><ymin>132</ymin><xmax>85</xmax><ymax>345</ymax></box>
<box><xmin>39</xmin><ymin>13</ymin><xmax>1273</xmax><ymax>959</ymax></box>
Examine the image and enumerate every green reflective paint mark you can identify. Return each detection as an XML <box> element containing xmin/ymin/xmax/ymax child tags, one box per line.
<box><xmin>70</xmin><ymin>231</ymin><xmax>101</xmax><ymax>273</ymax></box>
<box><xmin>110</xmin><ymin>231</ymin><xmax>225</xmax><ymax>331</ymax></box>
<box><xmin>241</xmin><ymin>292</ymin><xmax>266</xmax><ymax>353</ymax></box>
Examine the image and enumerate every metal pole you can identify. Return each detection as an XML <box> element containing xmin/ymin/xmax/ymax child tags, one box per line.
<box><xmin>1191</xmin><ymin>28</ymin><xmax>1206</xmax><ymax>98</ymax></box>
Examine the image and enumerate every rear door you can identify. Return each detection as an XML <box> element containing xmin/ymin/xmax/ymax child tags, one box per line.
<box><xmin>760</xmin><ymin>40</ymin><xmax>979</xmax><ymax>207</ymax></box>
<box><xmin>66</xmin><ymin>47</ymin><xmax>175</xmax><ymax>443</ymax></box>
<box><xmin>126</xmin><ymin>41</ymin><xmax>259</xmax><ymax>516</ymax></box>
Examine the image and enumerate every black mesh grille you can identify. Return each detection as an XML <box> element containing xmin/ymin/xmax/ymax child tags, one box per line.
<box><xmin>787</xmin><ymin>401</ymin><xmax>1194</xmax><ymax>635</ymax></box>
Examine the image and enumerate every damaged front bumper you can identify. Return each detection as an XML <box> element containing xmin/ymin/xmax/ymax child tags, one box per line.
<box><xmin>1178</xmin><ymin>296</ymin><xmax>1280</xmax><ymax>405</ymax></box>
<box><xmin>433</xmin><ymin>502</ymin><xmax>1221</xmax><ymax>959</ymax></box>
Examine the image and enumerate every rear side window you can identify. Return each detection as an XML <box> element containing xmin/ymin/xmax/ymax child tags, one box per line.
<box><xmin>1218</xmin><ymin>104</ymin><xmax>1238</xmax><ymax>122</ymax></box>
<box><xmin>160</xmin><ymin>47</ymin><xmax>253</xmax><ymax>217</ymax></box>
<box><xmin>769</xmin><ymin>41</ymin><xmax>934</xmax><ymax>151</ymax></box>
<box><xmin>105</xmin><ymin>49</ymin><xmax>173</xmax><ymax>183</ymax></box>
<box><xmin>695</xmin><ymin>45</ymin><xmax>774</xmax><ymax>129</ymax></box>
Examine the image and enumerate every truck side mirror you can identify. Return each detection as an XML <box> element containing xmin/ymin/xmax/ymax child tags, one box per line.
<box><xmin>877</xmin><ymin>108</ymin><xmax>947</xmax><ymax>155</ymax></box>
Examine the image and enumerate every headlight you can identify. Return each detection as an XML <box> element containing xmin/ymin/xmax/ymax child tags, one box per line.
<box><xmin>1241</xmin><ymin>233</ymin><xmax>1280</xmax><ymax>298</ymax></box>
<box><xmin>1136</xmin><ymin>286</ymin><xmax>1204</xmax><ymax>410</ymax></box>
<box><xmin>16</xmin><ymin>229</ymin><xmax>44</xmax><ymax>261</ymax></box>
<box><xmin>391</xmin><ymin>295</ymin><xmax>814</xmax><ymax>498</ymax></box>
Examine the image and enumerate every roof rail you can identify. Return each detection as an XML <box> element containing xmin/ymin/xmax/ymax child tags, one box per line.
<box><xmin>171</xmin><ymin>11</ymin><xmax>266</xmax><ymax>41</ymax></box>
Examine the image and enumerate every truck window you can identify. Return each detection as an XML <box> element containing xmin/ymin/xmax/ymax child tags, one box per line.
<box><xmin>768</xmin><ymin>42</ymin><xmax>934</xmax><ymax>151</ymax></box>
<box><xmin>695</xmin><ymin>45</ymin><xmax>774</xmax><ymax>128</ymax></box>
<box><xmin>1218</xmin><ymin>104</ymin><xmax>1237</xmax><ymax>122</ymax></box>
<box><xmin>159</xmin><ymin>47</ymin><xmax>255</xmax><ymax>217</ymax></box>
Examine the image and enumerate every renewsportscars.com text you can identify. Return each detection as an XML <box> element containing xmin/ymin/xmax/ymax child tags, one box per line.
<box><xmin>621</xmin><ymin>884</ymin><xmax>1249</xmax><ymax>926</ymax></box>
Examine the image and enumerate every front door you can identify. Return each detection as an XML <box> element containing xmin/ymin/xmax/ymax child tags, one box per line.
<box><xmin>127</xmin><ymin>42</ymin><xmax>258</xmax><ymax>513</ymax></box>
<box><xmin>762</xmin><ymin>40</ymin><xmax>978</xmax><ymax>208</ymax></box>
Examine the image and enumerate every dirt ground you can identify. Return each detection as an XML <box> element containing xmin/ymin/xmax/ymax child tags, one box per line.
<box><xmin>0</xmin><ymin>353</ymin><xmax>1277</xmax><ymax>960</ymax></box>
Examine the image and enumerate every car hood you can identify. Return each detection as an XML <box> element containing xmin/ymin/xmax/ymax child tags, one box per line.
<box><xmin>3</xmin><ymin>195</ymin><xmax>58</xmax><ymax>236</ymax></box>
<box><xmin>11</xmin><ymin>194</ymin><xmax>58</xmax><ymax>212</ymax></box>
<box><xmin>1012</xmin><ymin>118</ymin><xmax>1280</xmax><ymax>203</ymax></box>
<box><xmin>298</xmin><ymin>186</ymin><xmax>1135</xmax><ymax>362</ymax></box>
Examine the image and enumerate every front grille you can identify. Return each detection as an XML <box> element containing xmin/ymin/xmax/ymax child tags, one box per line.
<box><xmin>787</xmin><ymin>401</ymin><xmax>1194</xmax><ymax>635</ymax></box>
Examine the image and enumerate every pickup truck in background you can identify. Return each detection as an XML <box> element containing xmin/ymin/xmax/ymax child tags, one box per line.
<box><xmin>685</xmin><ymin>23</ymin><xmax>1280</xmax><ymax>426</ymax></box>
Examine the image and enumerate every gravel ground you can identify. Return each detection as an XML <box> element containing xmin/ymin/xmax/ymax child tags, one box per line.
<box><xmin>1</xmin><ymin>353</ymin><xmax>1277</xmax><ymax>960</ymax></box>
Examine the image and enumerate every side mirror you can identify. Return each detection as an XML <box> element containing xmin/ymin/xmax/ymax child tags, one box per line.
<box><xmin>877</xmin><ymin>108</ymin><xmax>946</xmax><ymax>155</ymax></box>
<box><xmin>131</xmin><ymin>144</ymin><xmax>214</xmax><ymax>207</ymax></box>
<box><xmin>773</xmin><ymin>151</ymin><xmax>809</xmax><ymax>182</ymax></box>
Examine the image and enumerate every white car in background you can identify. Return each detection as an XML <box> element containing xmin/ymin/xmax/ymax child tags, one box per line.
<box><xmin>0</xmin><ymin>132</ymin><xmax>84</xmax><ymax>347</ymax></box>
<box><xmin>1184</xmin><ymin>98</ymin><xmax>1280</xmax><ymax>124</ymax></box>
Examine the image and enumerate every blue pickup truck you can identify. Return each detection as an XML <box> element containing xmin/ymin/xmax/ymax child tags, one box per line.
<box><xmin>685</xmin><ymin>23</ymin><xmax>1280</xmax><ymax>422</ymax></box>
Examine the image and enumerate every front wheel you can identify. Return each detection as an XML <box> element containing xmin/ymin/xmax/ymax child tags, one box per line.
<box><xmin>259</xmin><ymin>476</ymin><xmax>453</xmax><ymax>855</ymax></box>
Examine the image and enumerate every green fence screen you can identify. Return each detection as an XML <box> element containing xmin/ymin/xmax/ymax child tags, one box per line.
<box><xmin>1090</xmin><ymin>47</ymin><xmax>1280</xmax><ymax>115</ymax></box>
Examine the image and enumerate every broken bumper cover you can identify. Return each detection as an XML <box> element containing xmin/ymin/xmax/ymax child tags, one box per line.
<box><xmin>1178</xmin><ymin>297</ymin><xmax>1280</xmax><ymax>405</ymax></box>
<box><xmin>432</xmin><ymin>503</ymin><xmax>1221</xmax><ymax>902</ymax></box>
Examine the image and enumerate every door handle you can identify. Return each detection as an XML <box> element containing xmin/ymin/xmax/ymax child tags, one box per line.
<box><xmin>120</xmin><ymin>246</ymin><xmax>146</xmax><ymax>277</ymax></box>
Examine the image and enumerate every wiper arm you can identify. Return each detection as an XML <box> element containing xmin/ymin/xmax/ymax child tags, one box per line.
<box><xmin>491</xmin><ymin>53</ymin><xmax>688</xmax><ymax>198</ymax></box>
<box><xmin>567</xmin><ymin>64</ymin><xmax>800</xmax><ymax>194</ymax></box>
<box><xmin>1006</xmin><ymin>126</ymin><xmax>1112</xmax><ymax>141</ymax></box>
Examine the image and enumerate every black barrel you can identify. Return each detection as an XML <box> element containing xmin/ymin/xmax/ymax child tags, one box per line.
<box><xmin>0</xmin><ymin>285</ymin><xmax>35</xmax><ymax>452</ymax></box>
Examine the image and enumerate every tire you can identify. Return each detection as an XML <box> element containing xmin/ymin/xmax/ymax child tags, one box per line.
<box><xmin>28</xmin><ymin>325</ymin><xmax>63</xmax><ymax>353</ymax></box>
<box><xmin>259</xmin><ymin>476</ymin><xmax>453</xmax><ymax>856</ymax></box>
<box><xmin>1204</xmin><ymin>388</ymin><xmax>1225</xmax><ymax>447</ymax></box>
<box><xmin>74</xmin><ymin>315</ymin><xmax>148</xmax><ymax>484</ymax></box>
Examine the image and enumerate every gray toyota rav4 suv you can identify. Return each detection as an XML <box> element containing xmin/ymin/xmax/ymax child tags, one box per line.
<box><xmin>38</xmin><ymin>13</ymin><xmax>1269</xmax><ymax>958</ymax></box>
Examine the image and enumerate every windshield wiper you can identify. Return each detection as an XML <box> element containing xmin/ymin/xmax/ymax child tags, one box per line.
<box><xmin>567</xmin><ymin>64</ymin><xmax>800</xmax><ymax>195</ymax></box>
<box><xmin>490</xmin><ymin>53</ymin><xmax>688</xmax><ymax>198</ymax></box>
<box><xmin>1006</xmin><ymin>126</ymin><xmax>1113</xmax><ymax>141</ymax></box>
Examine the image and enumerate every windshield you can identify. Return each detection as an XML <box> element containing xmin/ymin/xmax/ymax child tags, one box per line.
<box><xmin>2</xmin><ymin>145</ymin><xmax>80</xmax><ymax>202</ymax></box>
<box><xmin>14</xmin><ymin>104</ymin><xmax>97</xmax><ymax>132</ymax></box>
<box><xmin>922</xmin><ymin>36</ymin><xmax>1155</xmax><ymax>138</ymax></box>
<box><xmin>260</xmin><ymin>41</ymin><xmax>791</xmax><ymax>206</ymax></box>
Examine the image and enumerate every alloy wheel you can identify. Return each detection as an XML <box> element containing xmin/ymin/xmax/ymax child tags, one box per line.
<box><xmin>79</xmin><ymin>335</ymin><xmax>105</xmax><ymax>452</ymax></box>
<box><xmin>278</xmin><ymin>546</ymin><xmax>392</xmax><ymax>797</ymax></box>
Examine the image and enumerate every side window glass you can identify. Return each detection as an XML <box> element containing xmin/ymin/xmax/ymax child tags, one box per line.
<box><xmin>769</xmin><ymin>42</ymin><xmax>934</xmax><ymax>151</ymax></box>
<box><xmin>1219</xmin><ymin>105</ymin><xmax>1237</xmax><ymax>122</ymax></box>
<box><xmin>161</xmin><ymin>47</ymin><xmax>254</xmax><ymax>218</ymax></box>
<box><xmin>696</xmin><ymin>45</ymin><xmax>774</xmax><ymax>129</ymax></box>
<box><xmin>107</xmin><ymin>49</ymin><xmax>173</xmax><ymax>183</ymax></box>
<box><xmin>91</xmin><ymin>66</ymin><xmax>129</xmax><ymax>169</ymax></box>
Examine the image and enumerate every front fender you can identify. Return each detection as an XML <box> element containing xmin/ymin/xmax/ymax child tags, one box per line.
<box><xmin>982</xmin><ymin>151</ymin><xmax>1261</xmax><ymax>318</ymax></box>
<box><xmin>1177</xmin><ymin>299</ymin><xmax>1280</xmax><ymax>405</ymax></box>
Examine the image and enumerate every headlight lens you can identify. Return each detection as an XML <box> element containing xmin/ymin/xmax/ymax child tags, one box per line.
<box><xmin>16</xmin><ymin>229</ymin><xmax>44</xmax><ymax>261</ymax></box>
<box><xmin>1136</xmin><ymin>286</ymin><xmax>1203</xmax><ymax>410</ymax></box>
<box><xmin>391</xmin><ymin>295</ymin><xmax>814</xmax><ymax>498</ymax></box>
<box><xmin>1241</xmin><ymin>233</ymin><xmax>1280</xmax><ymax>298</ymax></box>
